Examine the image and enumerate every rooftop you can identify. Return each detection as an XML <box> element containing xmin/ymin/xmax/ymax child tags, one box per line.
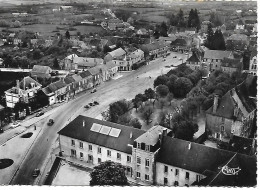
<box><xmin>203</xmin><ymin>50</ymin><xmax>232</xmax><ymax>60</ymax></box>
<box><xmin>58</xmin><ymin>115</ymin><xmax>145</xmax><ymax>154</ymax></box>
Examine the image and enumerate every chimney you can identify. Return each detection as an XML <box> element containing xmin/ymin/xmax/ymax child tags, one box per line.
<box><xmin>213</xmin><ymin>94</ymin><xmax>219</xmax><ymax>113</ymax></box>
<box><xmin>159</xmin><ymin>132</ymin><xmax>162</xmax><ymax>144</ymax></box>
<box><xmin>16</xmin><ymin>80</ymin><xmax>19</xmax><ymax>89</ymax></box>
<box><xmin>162</xmin><ymin>128</ymin><xmax>167</xmax><ymax>137</ymax></box>
<box><xmin>188</xmin><ymin>142</ymin><xmax>191</xmax><ymax>150</ymax></box>
<box><xmin>130</xmin><ymin>132</ymin><xmax>133</xmax><ymax>139</ymax></box>
<box><xmin>82</xmin><ymin>120</ymin><xmax>85</xmax><ymax>127</ymax></box>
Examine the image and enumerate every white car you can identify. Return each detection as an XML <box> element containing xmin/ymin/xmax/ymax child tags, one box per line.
<box><xmin>11</xmin><ymin>121</ymin><xmax>21</xmax><ymax>128</ymax></box>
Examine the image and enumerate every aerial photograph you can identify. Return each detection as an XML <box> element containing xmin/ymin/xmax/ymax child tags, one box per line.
<box><xmin>0</xmin><ymin>0</ymin><xmax>257</xmax><ymax>187</ymax></box>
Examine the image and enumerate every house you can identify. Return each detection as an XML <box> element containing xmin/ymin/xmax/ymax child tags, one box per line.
<box><xmin>103</xmin><ymin>61</ymin><xmax>118</xmax><ymax>79</ymax></box>
<box><xmin>112</xmin><ymin>49</ymin><xmax>145</xmax><ymax>71</ymax></box>
<box><xmin>107</xmin><ymin>19</ymin><xmax>124</xmax><ymax>30</ymax></box>
<box><xmin>185</xmin><ymin>28</ymin><xmax>196</xmax><ymax>35</ymax></box>
<box><xmin>47</xmin><ymin>79</ymin><xmax>68</xmax><ymax>103</ymax></box>
<box><xmin>104</xmin><ymin>48</ymin><xmax>126</xmax><ymax>62</ymax></box>
<box><xmin>140</xmin><ymin>41</ymin><xmax>168</xmax><ymax>60</ymax></box>
<box><xmin>41</xmin><ymin>86</ymin><xmax>55</xmax><ymax>105</ymax></box>
<box><xmin>235</xmin><ymin>20</ymin><xmax>245</xmax><ymax>30</ymax></box>
<box><xmin>79</xmin><ymin>70</ymin><xmax>94</xmax><ymax>90</ymax></box>
<box><xmin>71</xmin><ymin>74</ymin><xmax>83</xmax><ymax>94</ymax></box>
<box><xmin>57</xmin><ymin>115</ymin><xmax>256</xmax><ymax>187</ymax></box>
<box><xmin>171</xmin><ymin>38</ymin><xmax>191</xmax><ymax>53</ymax></box>
<box><xmin>248</xmin><ymin>50</ymin><xmax>257</xmax><ymax>76</ymax></box>
<box><xmin>137</xmin><ymin>28</ymin><xmax>149</xmax><ymax>36</ymax></box>
<box><xmin>74</xmin><ymin>57</ymin><xmax>104</xmax><ymax>70</ymax></box>
<box><xmin>85</xmin><ymin>66</ymin><xmax>103</xmax><ymax>86</ymax></box>
<box><xmin>203</xmin><ymin>50</ymin><xmax>233</xmax><ymax>72</ymax></box>
<box><xmin>186</xmin><ymin>50</ymin><xmax>202</xmax><ymax>70</ymax></box>
<box><xmin>221</xmin><ymin>57</ymin><xmax>243</xmax><ymax>75</ymax></box>
<box><xmin>31</xmin><ymin>65</ymin><xmax>52</xmax><ymax>79</ymax></box>
<box><xmin>205</xmin><ymin>76</ymin><xmax>257</xmax><ymax>142</ymax></box>
<box><xmin>5</xmin><ymin>77</ymin><xmax>42</xmax><ymax>108</ymax></box>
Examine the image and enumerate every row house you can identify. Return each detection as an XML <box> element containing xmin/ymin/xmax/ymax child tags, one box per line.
<box><xmin>247</xmin><ymin>50</ymin><xmax>257</xmax><ymax>76</ymax></box>
<box><xmin>57</xmin><ymin>115</ymin><xmax>256</xmax><ymax>187</ymax></box>
<box><xmin>205</xmin><ymin>75</ymin><xmax>256</xmax><ymax>142</ymax></box>
<box><xmin>140</xmin><ymin>41</ymin><xmax>168</xmax><ymax>60</ymax></box>
<box><xmin>104</xmin><ymin>48</ymin><xmax>126</xmax><ymax>63</ymax></box>
<box><xmin>5</xmin><ymin>77</ymin><xmax>42</xmax><ymax>108</ymax></box>
<box><xmin>203</xmin><ymin>50</ymin><xmax>233</xmax><ymax>72</ymax></box>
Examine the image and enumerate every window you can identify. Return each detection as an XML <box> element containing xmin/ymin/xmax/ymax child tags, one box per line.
<box><xmin>71</xmin><ymin>149</ymin><xmax>76</xmax><ymax>157</ymax></box>
<box><xmin>98</xmin><ymin>158</ymin><xmax>101</xmax><ymax>163</ymax></box>
<box><xmin>174</xmin><ymin>181</ymin><xmax>179</xmax><ymax>186</ymax></box>
<box><xmin>127</xmin><ymin>155</ymin><xmax>131</xmax><ymax>163</ymax></box>
<box><xmin>71</xmin><ymin>139</ymin><xmax>75</xmax><ymax>146</ymax></box>
<box><xmin>164</xmin><ymin>177</ymin><xmax>168</xmax><ymax>185</ymax></box>
<box><xmin>221</xmin><ymin>126</ymin><xmax>225</xmax><ymax>132</ymax></box>
<box><xmin>136</xmin><ymin>172</ymin><xmax>141</xmax><ymax>178</ymax></box>
<box><xmin>107</xmin><ymin>150</ymin><xmax>111</xmax><ymax>157</ymax></box>
<box><xmin>145</xmin><ymin>159</ymin><xmax>150</xmax><ymax>167</ymax></box>
<box><xmin>98</xmin><ymin>147</ymin><xmax>102</xmax><ymax>154</ymax></box>
<box><xmin>137</xmin><ymin>143</ymin><xmax>141</xmax><ymax>149</ymax></box>
<box><xmin>89</xmin><ymin>144</ymin><xmax>92</xmax><ymax>151</ymax></box>
<box><xmin>137</xmin><ymin>156</ymin><xmax>141</xmax><ymax>165</ymax></box>
<box><xmin>117</xmin><ymin>153</ymin><xmax>121</xmax><ymax>160</ymax></box>
<box><xmin>186</xmin><ymin>172</ymin><xmax>190</xmax><ymax>180</ymax></box>
<box><xmin>196</xmin><ymin>175</ymin><xmax>201</xmax><ymax>182</ymax></box>
<box><xmin>79</xmin><ymin>142</ymin><xmax>83</xmax><ymax>149</ymax></box>
<box><xmin>175</xmin><ymin>169</ymin><xmax>179</xmax><ymax>176</ymax></box>
<box><xmin>164</xmin><ymin>165</ymin><xmax>168</xmax><ymax>173</ymax></box>
<box><xmin>145</xmin><ymin>174</ymin><xmax>149</xmax><ymax>181</ymax></box>
<box><xmin>80</xmin><ymin>152</ymin><xmax>83</xmax><ymax>159</ymax></box>
<box><xmin>145</xmin><ymin>145</ymin><xmax>150</xmax><ymax>151</ymax></box>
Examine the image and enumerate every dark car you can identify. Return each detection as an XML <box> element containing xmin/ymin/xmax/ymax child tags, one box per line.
<box><xmin>94</xmin><ymin>101</ymin><xmax>99</xmax><ymax>105</ymax></box>
<box><xmin>0</xmin><ymin>127</ymin><xmax>3</xmax><ymax>133</ymax></box>
<box><xmin>84</xmin><ymin>105</ymin><xmax>90</xmax><ymax>109</ymax></box>
<box><xmin>47</xmin><ymin>119</ymin><xmax>54</xmax><ymax>126</ymax></box>
<box><xmin>36</xmin><ymin>112</ymin><xmax>44</xmax><ymax>117</ymax></box>
<box><xmin>32</xmin><ymin>168</ymin><xmax>40</xmax><ymax>177</ymax></box>
<box><xmin>89</xmin><ymin>102</ymin><xmax>94</xmax><ymax>106</ymax></box>
<box><xmin>173</xmin><ymin>56</ymin><xmax>177</xmax><ymax>58</ymax></box>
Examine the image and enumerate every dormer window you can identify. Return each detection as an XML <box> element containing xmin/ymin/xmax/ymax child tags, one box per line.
<box><xmin>137</xmin><ymin>143</ymin><xmax>141</xmax><ymax>149</ymax></box>
<box><xmin>145</xmin><ymin>145</ymin><xmax>150</xmax><ymax>152</ymax></box>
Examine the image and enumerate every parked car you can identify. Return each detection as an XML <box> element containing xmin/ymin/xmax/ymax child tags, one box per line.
<box><xmin>47</xmin><ymin>119</ymin><xmax>54</xmax><ymax>126</ymax></box>
<box><xmin>89</xmin><ymin>102</ymin><xmax>94</xmax><ymax>106</ymax></box>
<box><xmin>91</xmin><ymin>88</ymin><xmax>97</xmax><ymax>93</ymax></box>
<box><xmin>11</xmin><ymin>121</ymin><xmax>21</xmax><ymax>128</ymax></box>
<box><xmin>173</xmin><ymin>56</ymin><xmax>177</xmax><ymax>58</ymax></box>
<box><xmin>32</xmin><ymin>168</ymin><xmax>40</xmax><ymax>177</ymax></box>
<box><xmin>36</xmin><ymin>112</ymin><xmax>44</xmax><ymax>117</ymax></box>
<box><xmin>84</xmin><ymin>105</ymin><xmax>90</xmax><ymax>109</ymax></box>
<box><xmin>165</xmin><ymin>65</ymin><xmax>171</xmax><ymax>68</ymax></box>
<box><xmin>94</xmin><ymin>101</ymin><xmax>99</xmax><ymax>105</ymax></box>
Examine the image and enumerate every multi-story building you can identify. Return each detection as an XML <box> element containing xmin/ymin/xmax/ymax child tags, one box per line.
<box><xmin>31</xmin><ymin>65</ymin><xmax>52</xmax><ymax>79</ymax></box>
<box><xmin>140</xmin><ymin>41</ymin><xmax>168</xmax><ymax>60</ymax></box>
<box><xmin>203</xmin><ymin>50</ymin><xmax>233</xmax><ymax>72</ymax></box>
<box><xmin>248</xmin><ymin>50</ymin><xmax>257</xmax><ymax>76</ymax></box>
<box><xmin>57</xmin><ymin>115</ymin><xmax>256</xmax><ymax>187</ymax></box>
<box><xmin>221</xmin><ymin>57</ymin><xmax>243</xmax><ymax>75</ymax></box>
<box><xmin>205</xmin><ymin>75</ymin><xmax>256</xmax><ymax>142</ymax></box>
<box><xmin>5</xmin><ymin>77</ymin><xmax>42</xmax><ymax>108</ymax></box>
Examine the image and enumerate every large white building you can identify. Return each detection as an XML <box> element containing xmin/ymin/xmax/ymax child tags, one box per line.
<box><xmin>57</xmin><ymin>115</ymin><xmax>256</xmax><ymax>186</ymax></box>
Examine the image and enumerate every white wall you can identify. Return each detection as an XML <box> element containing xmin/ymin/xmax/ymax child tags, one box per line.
<box><xmin>156</xmin><ymin>162</ymin><xmax>205</xmax><ymax>186</ymax></box>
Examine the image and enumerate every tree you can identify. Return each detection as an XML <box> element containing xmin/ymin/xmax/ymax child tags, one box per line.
<box><xmin>144</xmin><ymin>88</ymin><xmax>155</xmax><ymax>101</ymax></box>
<box><xmin>53</xmin><ymin>58</ymin><xmax>59</xmax><ymax>69</ymax></box>
<box><xmin>154</xmin><ymin>75</ymin><xmax>169</xmax><ymax>88</ymax></box>
<box><xmin>176</xmin><ymin>9</ymin><xmax>186</xmax><ymax>27</ymax></box>
<box><xmin>156</xmin><ymin>84</ymin><xmax>169</xmax><ymax>98</ymax></box>
<box><xmin>90</xmin><ymin>161</ymin><xmax>128</xmax><ymax>186</ymax></box>
<box><xmin>212</xmin><ymin>29</ymin><xmax>226</xmax><ymax>50</ymax></box>
<box><xmin>129</xmin><ymin>118</ymin><xmax>142</xmax><ymax>129</ymax></box>
<box><xmin>173</xmin><ymin>77</ymin><xmax>193</xmax><ymax>98</ymax></box>
<box><xmin>141</xmin><ymin>106</ymin><xmax>153</xmax><ymax>125</ymax></box>
<box><xmin>65</xmin><ymin>30</ymin><xmax>70</xmax><ymax>39</ymax></box>
<box><xmin>205</xmin><ymin>23</ymin><xmax>214</xmax><ymax>49</ymax></box>
<box><xmin>109</xmin><ymin>99</ymin><xmax>130</xmax><ymax>123</ymax></box>
<box><xmin>32</xmin><ymin>49</ymin><xmax>42</xmax><ymax>60</ymax></box>
<box><xmin>160</xmin><ymin>21</ymin><xmax>168</xmax><ymax>37</ymax></box>
<box><xmin>167</xmin><ymin>93</ymin><xmax>174</xmax><ymax>105</ymax></box>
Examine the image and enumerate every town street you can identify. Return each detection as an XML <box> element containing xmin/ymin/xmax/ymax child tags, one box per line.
<box><xmin>9</xmin><ymin>51</ymin><xmax>187</xmax><ymax>185</ymax></box>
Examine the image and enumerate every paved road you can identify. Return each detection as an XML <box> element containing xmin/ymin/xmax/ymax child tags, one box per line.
<box><xmin>10</xmin><ymin>52</ymin><xmax>187</xmax><ymax>185</ymax></box>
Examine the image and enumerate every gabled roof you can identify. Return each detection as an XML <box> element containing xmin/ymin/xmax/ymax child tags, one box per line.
<box><xmin>73</xmin><ymin>57</ymin><xmax>103</xmax><ymax>68</ymax></box>
<box><xmin>104</xmin><ymin>61</ymin><xmax>117</xmax><ymax>69</ymax></box>
<box><xmin>140</xmin><ymin>41</ymin><xmax>168</xmax><ymax>53</ymax></box>
<box><xmin>31</xmin><ymin>65</ymin><xmax>52</xmax><ymax>74</ymax></box>
<box><xmin>79</xmin><ymin>70</ymin><xmax>92</xmax><ymax>78</ymax></box>
<box><xmin>87</xmin><ymin>66</ymin><xmax>101</xmax><ymax>75</ymax></box>
<box><xmin>187</xmin><ymin>51</ymin><xmax>201</xmax><ymax>62</ymax></box>
<box><xmin>48</xmin><ymin>80</ymin><xmax>67</xmax><ymax>92</ymax></box>
<box><xmin>227</xmin><ymin>34</ymin><xmax>248</xmax><ymax>41</ymax></box>
<box><xmin>203</xmin><ymin>50</ymin><xmax>232</xmax><ymax>60</ymax></box>
<box><xmin>64</xmin><ymin>76</ymin><xmax>75</xmax><ymax>84</ymax></box>
<box><xmin>157</xmin><ymin>136</ymin><xmax>235</xmax><ymax>174</ymax></box>
<box><xmin>58</xmin><ymin>115</ymin><xmax>145</xmax><ymax>154</ymax></box>
<box><xmin>108</xmin><ymin>48</ymin><xmax>126</xmax><ymax>58</ymax></box>
<box><xmin>42</xmin><ymin>86</ymin><xmax>54</xmax><ymax>96</ymax></box>
<box><xmin>229</xmin><ymin>135</ymin><xmax>255</xmax><ymax>155</ymax></box>
<box><xmin>172</xmin><ymin>38</ymin><xmax>188</xmax><ymax>46</ymax></box>
<box><xmin>19</xmin><ymin>76</ymin><xmax>42</xmax><ymax>89</ymax></box>
<box><xmin>135</xmin><ymin>125</ymin><xmax>170</xmax><ymax>146</ymax></box>
<box><xmin>71</xmin><ymin>74</ymin><xmax>82</xmax><ymax>82</ymax></box>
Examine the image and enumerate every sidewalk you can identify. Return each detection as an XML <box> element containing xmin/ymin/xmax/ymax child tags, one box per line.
<box><xmin>0</xmin><ymin>125</ymin><xmax>42</xmax><ymax>184</ymax></box>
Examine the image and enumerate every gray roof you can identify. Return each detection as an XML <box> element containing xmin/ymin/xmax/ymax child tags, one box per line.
<box><xmin>204</xmin><ymin>50</ymin><xmax>232</xmax><ymax>60</ymax></box>
<box><xmin>58</xmin><ymin>115</ymin><xmax>145</xmax><ymax>154</ymax></box>
<box><xmin>31</xmin><ymin>65</ymin><xmax>52</xmax><ymax>74</ymax></box>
